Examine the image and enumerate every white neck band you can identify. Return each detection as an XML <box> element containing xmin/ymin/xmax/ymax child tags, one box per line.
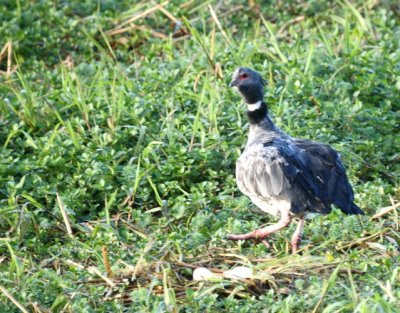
<box><xmin>247</xmin><ymin>101</ymin><xmax>262</xmax><ymax>111</ymax></box>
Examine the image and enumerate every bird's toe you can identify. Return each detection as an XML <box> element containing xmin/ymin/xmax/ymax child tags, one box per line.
<box><xmin>226</xmin><ymin>234</ymin><xmax>243</xmax><ymax>240</ymax></box>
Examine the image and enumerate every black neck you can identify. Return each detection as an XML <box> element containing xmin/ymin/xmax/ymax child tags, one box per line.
<box><xmin>247</xmin><ymin>101</ymin><xmax>268</xmax><ymax>124</ymax></box>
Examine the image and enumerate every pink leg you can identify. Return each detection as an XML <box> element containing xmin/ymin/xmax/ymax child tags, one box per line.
<box><xmin>227</xmin><ymin>212</ymin><xmax>292</xmax><ymax>240</ymax></box>
<box><xmin>291</xmin><ymin>217</ymin><xmax>305</xmax><ymax>254</ymax></box>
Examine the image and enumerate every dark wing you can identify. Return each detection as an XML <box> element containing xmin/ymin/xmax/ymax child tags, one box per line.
<box><xmin>292</xmin><ymin>139</ymin><xmax>363</xmax><ymax>215</ymax></box>
<box><xmin>236</xmin><ymin>138</ymin><xmax>363</xmax><ymax>215</ymax></box>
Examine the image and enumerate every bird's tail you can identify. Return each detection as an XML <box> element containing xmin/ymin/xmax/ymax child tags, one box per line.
<box><xmin>348</xmin><ymin>202</ymin><xmax>364</xmax><ymax>215</ymax></box>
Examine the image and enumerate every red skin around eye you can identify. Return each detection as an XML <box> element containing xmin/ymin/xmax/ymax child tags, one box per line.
<box><xmin>239</xmin><ymin>74</ymin><xmax>248</xmax><ymax>80</ymax></box>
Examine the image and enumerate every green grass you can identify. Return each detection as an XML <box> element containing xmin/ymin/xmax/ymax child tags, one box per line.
<box><xmin>0</xmin><ymin>0</ymin><xmax>399</xmax><ymax>312</ymax></box>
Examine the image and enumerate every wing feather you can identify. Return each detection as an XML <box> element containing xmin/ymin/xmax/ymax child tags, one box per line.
<box><xmin>293</xmin><ymin>138</ymin><xmax>363</xmax><ymax>214</ymax></box>
<box><xmin>236</xmin><ymin>137</ymin><xmax>363</xmax><ymax>215</ymax></box>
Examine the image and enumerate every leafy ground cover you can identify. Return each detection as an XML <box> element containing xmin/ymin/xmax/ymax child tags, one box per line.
<box><xmin>0</xmin><ymin>0</ymin><xmax>399</xmax><ymax>312</ymax></box>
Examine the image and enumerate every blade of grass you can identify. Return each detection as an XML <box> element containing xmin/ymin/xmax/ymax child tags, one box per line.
<box><xmin>208</xmin><ymin>4</ymin><xmax>232</xmax><ymax>46</ymax></box>
<box><xmin>106</xmin><ymin>1</ymin><xmax>169</xmax><ymax>35</ymax></box>
<box><xmin>147</xmin><ymin>176</ymin><xmax>163</xmax><ymax>207</ymax></box>
<box><xmin>104</xmin><ymin>189</ymin><xmax>118</xmax><ymax>225</ymax></box>
<box><xmin>260</xmin><ymin>15</ymin><xmax>288</xmax><ymax>64</ymax></box>
<box><xmin>343</xmin><ymin>0</ymin><xmax>368</xmax><ymax>33</ymax></box>
<box><xmin>347</xmin><ymin>267</ymin><xmax>359</xmax><ymax>308</ymax></box>
<box><xmin>316</xmin><ymin>21</ymin><xmax>336</xmax><ymax>57</ymax></box>
<box><xmin>304</xmin><ymin>41</ymin><xmax>315</xmax><ymax>75</ymax></box>
<box><xmin>312</xmin><ymin>264</ymin><xmax>342</xmax><ymax>313</ymax></box>
<box><xmin>0</xmin><ymin>285</ymin><xmax>29</xmax><ymax>313</ymax></box>
<box><xmin>162</xmin><ymin>267</ymin><xmax>179</xmax><ymax>313</ymax></box>
<box><xmin>182</xmin><ymin>17</ymin><xmax>221</xmax><ymax>79</ymax></box>
<box><xmin>56</xmin><ymin>193</ymin><xmax>74</xmax><ymax>238</ymax></box>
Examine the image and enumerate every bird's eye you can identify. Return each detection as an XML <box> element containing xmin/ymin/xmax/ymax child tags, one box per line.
<box><xmin>239</xmin><ymin>73</ymin><xmax>249</xmax><ymax>80</ymax></box>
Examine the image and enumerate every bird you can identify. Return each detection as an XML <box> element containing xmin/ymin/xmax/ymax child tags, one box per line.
<box><xmin>227</xmin><ymin>67</ymin><xmax>364</xmax><ymax>253</ymax></box>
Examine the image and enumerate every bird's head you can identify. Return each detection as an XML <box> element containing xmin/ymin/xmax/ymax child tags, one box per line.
<box><xmin>230</xmin><ymin>67</ymin><xmax>265</xmax><ymax>104</ymax></box>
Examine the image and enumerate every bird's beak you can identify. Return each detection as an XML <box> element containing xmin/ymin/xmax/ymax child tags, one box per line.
<box><xmin>229</xmin><ymin>80</ymin><xmax>239</xmax><ymax>87</ymax></box>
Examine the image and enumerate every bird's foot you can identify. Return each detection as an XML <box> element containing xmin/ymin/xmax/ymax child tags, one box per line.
<box><xmin>290</xmin><ymin>232</ymin><xmax>304</xmax><ymax>254</ymax></box>
<box><xmin>290</xmin><ymin>217</ymin><xmax>305</xmax><ymax>254</ymax></box>
<box><xmin>227</xmin><ymin>229</ymin><xmax>269</xmax><ymax>241</ymax></box>
<box><xmin>291</xmin><ymin>241</ymin><xmax>299</xmax><ymax>254</ymax></box>
<box><xmin>261</xmin><ymin>240</ymin><xmax>271</xmax><ymax>249</ymax></box>
<box><xmin>226</xmin><ymin>233</ymin><xmax>251</xmax><ymax>240</ymax></box>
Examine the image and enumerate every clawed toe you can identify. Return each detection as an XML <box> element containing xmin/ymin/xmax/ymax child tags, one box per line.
<box><xmin>226</xmin><ymin>233</ymin><xmax>246</xmax><ymax>240</ymax></box>
<box><xmin>226</xmin><ymin>230</ymin><xmax>266</xmax><ymax>241</ymax></box>
<box><xmin>291</xmin><ymin>242</ymin><xmax>299</xmax><ymax>254</ymax></box>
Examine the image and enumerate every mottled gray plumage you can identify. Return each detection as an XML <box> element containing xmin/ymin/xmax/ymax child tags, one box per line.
<box><xmin>228</xmin><ymin>67</ymin><xmax>363</xmax><ymax>252</ymax></box>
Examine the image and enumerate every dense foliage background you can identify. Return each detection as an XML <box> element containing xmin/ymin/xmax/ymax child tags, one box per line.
<box><xmin>0</xmin><ymin>0</ymin><xmax>399</xmax><ymax>312</ymax></box>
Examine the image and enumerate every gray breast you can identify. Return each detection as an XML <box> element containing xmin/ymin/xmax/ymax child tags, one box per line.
<box><xmin>236</xmin><ymin>143</ymin><xmax>291</xmax><ymax>199</ymax></box>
